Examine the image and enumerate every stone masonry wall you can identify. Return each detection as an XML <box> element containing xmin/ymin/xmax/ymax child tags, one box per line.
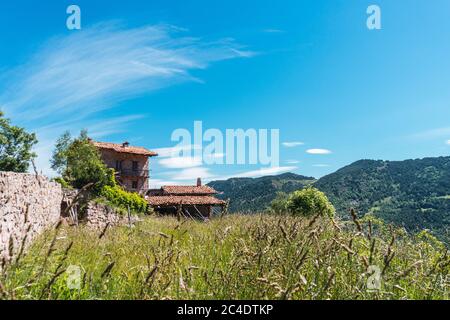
<box><xmin>85</xmin><ymin>201</ymin><xmax>140</xmax><ymax>230</ymax></box>
<box><xmin>85</xmin><ymin>201</ymin><xmax>123</xmax><ymax>230</ymax></box>
<box><xmin>0</xmin><ymin>171</ymin><xmax>63</xmax><ymax>262</ymax></box>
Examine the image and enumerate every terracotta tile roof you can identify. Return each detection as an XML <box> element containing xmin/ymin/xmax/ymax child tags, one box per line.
<box><xmin>147</xmin><ymin>195</ymin><xmax>226</xmax><ymax>206</ymax></box>
<box><xmin>92</xmin><ymin>141</ymin><xmax>158</xmax><ymax>157</ymax></box>
<box><xmin>161</xmin><ymin>185</ymin><xmax>218</xmax><ymax>195</ymax></box>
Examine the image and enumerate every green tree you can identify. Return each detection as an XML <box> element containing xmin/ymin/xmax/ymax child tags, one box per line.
<box><xmin>286</xmin><ymin>187</ymin><xmax>335</xmax><ymax>218</ymax></box>
<box><xmin>0</xmin><ymin>111</ymin><xmax>38</xmax><ymax>172</ymax></box>
<box><xmin>50</xmin><ymin>131</ymin><xmax>72</xmax><ymax>174</ymax></box>
<box><xmin>52</xmin><ymin>131</ymin><xmax>114</xmax><ymax>192</ymax></box>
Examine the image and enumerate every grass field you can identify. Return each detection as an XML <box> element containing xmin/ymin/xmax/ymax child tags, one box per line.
<box><xmin>1</xmin><ymin>214</ymin><xmax>449</xmax><ymax>300</ymax></box>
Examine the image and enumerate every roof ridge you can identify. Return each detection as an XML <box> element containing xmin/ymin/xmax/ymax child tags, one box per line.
<box><xmin>92</xmin><ymin>140</ymin><xmax>158</xmax><ymax>157</ymax></box>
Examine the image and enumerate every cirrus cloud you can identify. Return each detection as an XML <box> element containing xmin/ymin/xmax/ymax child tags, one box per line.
<box><xmin>1</xmin><ymin>22</ymin><xmax>254</xmax><ymax>122</ymax></box>
<box><xmin>306</xmin><ymin>148</ymin><xmax>332</xmax><ymax>155</ymax></box>
<box><xmin>158</xmin><ymin>156</ymin><xmax>202</xmax><ymax>169</ymax></box>
<box><xmin>0</xmin><ymin>21</ymin><xmax>253</xmax><ymax>176</ymax></box>
<box><xmin>282</xmin><ymin>141</ymin><xmax>304</xmax><ymax>148</ymax></box>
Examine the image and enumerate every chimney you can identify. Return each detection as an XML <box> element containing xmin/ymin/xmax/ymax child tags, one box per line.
<box><xmin>196</xmin><ymin>177</ymin><xmax>202</xmax><ymax>187</ymax></box>
<box><xmin>122</xmin><ymin>141</ymin><xmax>129</xmax><ymax>148</ymax></box>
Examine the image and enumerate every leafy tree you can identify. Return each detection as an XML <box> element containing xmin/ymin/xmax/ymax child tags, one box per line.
<box><xmin>0</xmin><ymin>111</ymin><xmax>38</xmax><ymax>172</ymax></box>
<box><xmin>50</xmin><ymin>131</ymin><xmax>72</xmax><ymax>174</ymax></box>
<box><xmin>52</xmin><ymin>131</ymin><xmax>114</xmax><ymax>192</ymax></box>
<box><xmin>286</xmin><ymin>187</ymin><xmax>335</xmax><ymax>218</ymax></box>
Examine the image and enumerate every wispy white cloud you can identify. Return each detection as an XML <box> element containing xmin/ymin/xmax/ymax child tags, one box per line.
<box><xmin>0</xmin><ymin>21</ymin><xmax>252</xmax><ymax>175</ymax></box>
<box><xmin>208</xmin><ymin>152</ymin><xmax>226</xmax><ymax>159</ymax></box>
<box><xmin>153</xmin><ymin>144</ymin><xmax>202</xmax><ymax>158</ymax></box>
<box><xmin>282</xmin><ymin>141</ymin><xmax>304</xmax><ymax>148</ymax></box>
<box><xmin>306</xmin><ymin>148</ymin><xmax>332</xmax><ymax>155</ymax></box>
<box><xmin>86</xmin><ymin>115</ymin><xmax>147</xmax><ymax>138</ymax></box>
<box><xmin>159</xmin><ymin>156</ymin><xmax>202</xmax><ymax>169</ymax></box>
<box><xmin>312</xmin><ymin>164</ymin><xmax>331</xmax><ymax>167</ymax></box>
<box><xmin>158</xmin><ymin>151</ymin><xmax>225</xmax><ymax>170</ymax></box>
<box><xmin>2</xmin><ymin>22</ymin><xmax>253</xmax><ymax>122</ymax></box>
<box><xmin>175</xmin><ymin>167</ymin><xmax>215</xmax><ymax>181</ymax></box>
<box><xmin>409</xmin><ymin>127</ymin><xmax>450</xmax><ymax>140</ymax></box>
<box><xmin>446</xmin><ymin>140</ymin><xmax>450</xmax><ymax>145</ymax></box>
<box><xmin>263</xmin><ymin>29</ymin><xmax>285</xmax><ymax>33</ymax></box>
<box><xmin>285</xmin><ymin>160</ymin><xmax>299</xmax><ymax>164</ymax></box>
<box><xmin>228</xmin><ymin>166</ymin><xmax>297</xmax><ymax>179</ymax></box>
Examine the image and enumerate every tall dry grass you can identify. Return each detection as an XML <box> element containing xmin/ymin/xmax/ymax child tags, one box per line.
<box><xmin>0</xmin><ymin>213</ymin><xmax>449</xmax><ymax>300</ymax></box>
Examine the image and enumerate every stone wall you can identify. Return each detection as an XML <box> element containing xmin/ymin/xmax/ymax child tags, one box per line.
<box><xmin>0</xmin><ymin>171</ymin><xmax>63</xmax><ymax>262</ymax></box>
<box><xmin>85</xmin><ymin>201</ymin><xmax>141</xmax><ymax>230</ymax></box>
<box><xmin>85</xmin><ymin>201</ymin><xmax>123</xmax><ymax>229</ymax></box>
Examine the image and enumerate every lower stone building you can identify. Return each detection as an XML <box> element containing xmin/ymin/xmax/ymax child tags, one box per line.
<box><xmin>146</xmin><ymin>178</ymin><xmax>226</xmax><ymax>218</ymax></box>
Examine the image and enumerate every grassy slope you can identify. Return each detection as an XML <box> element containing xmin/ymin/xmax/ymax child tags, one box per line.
<box><xmin>1</xmin><ymin>214</ymin><xmax>449</xmax><ymax>300</ymax></box>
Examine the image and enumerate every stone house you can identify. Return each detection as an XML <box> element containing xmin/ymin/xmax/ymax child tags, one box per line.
<box><xmin>146</xmin><ymin>178</ymin><xmax>226</xmax><ymax>218</ymax></box>
<box><xmin>91</xmin><ymin>140</ymin><xmax>158</xmax><ymax>193</ymax></box>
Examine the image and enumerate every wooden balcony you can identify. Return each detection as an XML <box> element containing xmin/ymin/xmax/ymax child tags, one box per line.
<box><xmin>117</xmin><ymin>169</ymin><xmax>150</xmax><ymax>178</ymax></box>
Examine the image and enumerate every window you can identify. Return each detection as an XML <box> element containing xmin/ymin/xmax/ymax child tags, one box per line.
<box><xmin>132</xmin><ymin>161</ymin><xmax>139</xmax><ymax>172</ymax></box>
<box><xmin>115</xmin><ymin>160</ymin><xmax>121</xmax><ymax>171</ymax></box>
<box><xmin>132</xmin><ymin>181</ymin><xmax>138</xmax><ymax>189</ymax></box>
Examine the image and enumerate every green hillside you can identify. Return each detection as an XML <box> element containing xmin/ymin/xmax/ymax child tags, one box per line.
<box><xmin>208</xmin><ymin>157</ymin><xmax>450</xmax><ymax>242</ymax></box>
<box><xmin>208</xmin><ymin>172</ymin><xmax>315</xmax><ymax>213</ymax></box>
<box><xmin>314</xmin><ymin>157</ymin><xmax>450</xmax><ymax>241</ymax></box>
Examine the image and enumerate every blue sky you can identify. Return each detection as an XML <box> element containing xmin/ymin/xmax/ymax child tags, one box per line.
<box><xmin>1</xmin><ymin>0</ymin><xmax>450</xmax><ymax>186</ymax></box>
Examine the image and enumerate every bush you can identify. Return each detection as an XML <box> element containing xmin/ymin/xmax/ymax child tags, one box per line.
<box><xmin>52</xmin><ymin>177</ymin><xmax>72</xmax><ymax>189</ymax></box>
<box><xmin>268</xmin><ymin>192</ymin><xmax>289</xmax><ymax>214</ymax></box>
<box><xmin>286</xmin><ymin>187</ymin><xmax>335</xmax><ymax>218</ymax></box>
<box><xmin>100</xmin><ymin>185</ymin><xmax>148</xmax><ymax>214</ymax></box>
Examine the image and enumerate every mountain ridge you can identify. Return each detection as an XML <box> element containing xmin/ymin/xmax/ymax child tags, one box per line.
<box><xmin>208</xmin><ymin>156</ymin><xmax>450</xmax><ymax>241</ymax></box>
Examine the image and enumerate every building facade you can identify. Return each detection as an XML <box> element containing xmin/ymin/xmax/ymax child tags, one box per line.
<box><xmin>146</xmin><ymin>178</ymin><xmax>226</xmax><ymax>218</ymax></box>
<box><xmin>92</xmin><ymin>140</ymin><xmax>158</xmax><ymax>193</ymax></box>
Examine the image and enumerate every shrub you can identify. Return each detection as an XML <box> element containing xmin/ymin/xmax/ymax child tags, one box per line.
<box><xmin>268</xmin><ymin>192</ymin><xmax>289</xmax><ymax>214</ymax></box>
<box><xmin>52</xmin><ymin>177</ymin><xmax>72</xmax><ymax>189</ymax></box>
<box><xmin>100</xmin><ymin>185</ymin><xmax>148</xmax><ymax>214</ymax></box>
<box><xmin>286</xmin><ymin>187</ymin><xmax>335</xmax><ymax>218</ymax></box>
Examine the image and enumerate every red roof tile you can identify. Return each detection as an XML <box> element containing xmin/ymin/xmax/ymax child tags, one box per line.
<box><xmin>161</xmin><ymin>185</ymin><xmax>218</xmax><ymax>195</ymax></box>
<box><xmin>147</xmin><ymin>195</ymin><xmax>226</xmax><ymax>206</ymax></box>
<box><xmin>92</xmin><ymin>141</ymin><xmax>158</xmax><ymax>157</ymax></box>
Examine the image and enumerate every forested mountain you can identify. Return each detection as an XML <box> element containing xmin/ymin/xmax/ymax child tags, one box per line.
<box><xmin>314</xmin><ymin>157</ymin><xmax>450</xmax><ymax>240</ymax></box>
<box><xmin>208</xmin><ymin>172</ymin><xmax>315</xmax><ymax>213</ymax></box>
<box><xmin>208</xmin><ymin>157</ymin><xmax>450</xmax><ymax>241</ymax></box>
